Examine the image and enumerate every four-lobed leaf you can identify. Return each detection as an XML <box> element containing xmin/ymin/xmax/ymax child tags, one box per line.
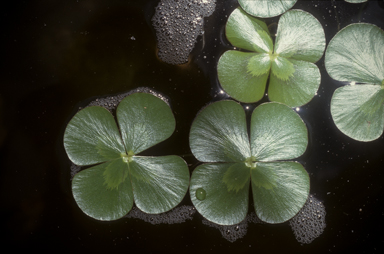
<box><xmin>325</xmin><ymin>23</ymin><xmax>384</xmax><ymax>141</ymax></box>
<box><xmin>189</xmin><ymin>101</ymin><xmax>310</xmax><ymax>225</ymax></box>
<box><xmin>64</xmin><ymin>93</ymin><xmax>190</xmax><ymax>220</ymax></box>
<box><xmin>218</xmin><ymin>8</ymin><xmax>325</xmax><ymax>107</ymax></box>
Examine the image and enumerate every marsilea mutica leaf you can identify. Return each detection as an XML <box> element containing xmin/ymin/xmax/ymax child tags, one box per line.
<box><xmin>189</xmin><ymin>101</ymin><xmax>309</xmax><ymax>225</ymax></box>
<box><xmin>64</xmin><ymin>92</ymin><xmax>189</xmax><ymax>220</ymax></box>
<box><xmin>218</xmin><ymin>8</ymin><xmax>325</xmax><ymax>107</ymax></box>
<box><xmin>325</xmin><ymin>23</ymin><xmax>384</xmax><ymax>141</ymax></box>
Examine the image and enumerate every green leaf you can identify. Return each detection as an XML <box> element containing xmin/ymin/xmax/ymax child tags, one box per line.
<box><xmin>331</xmin><ymin>85</ymin><xmax>384</xmax><ymax>141</ymax></box>
<box><xmin>219</xmin><ymin>8</ymin><xmax>324</xmax><ymax>106</ymax></box>
<box><xmin>226</xmin><ymin>7</ymin><xmax>273</xmax><ymax>53</ymax></box>
<box><xmin>251</xmin><ymin>161</ymin><xmax>310</xmax><ymax>223</ymax></box>
<box><xmin>270</xmin><ymin>55</ymin><xmax>295</xmax><ymax>81</ymax></box>
<box><xmin>222</xmin><ymin>163</ymin><xmax>251</xmax><ymax>192</ymax></box>
<box><xmin>129</xmin><ymin>156</ymin><xmax>190</xmax><ymax>214</ymax></box>
<box><xmin>250</xmin><ymin>102</ymin><xmax>308</xmax><ymax>161</ymax></box>
<box><xmin>189</xmin><ymin>100</ymin><xmax>251</xmax><ymax>162</ymax></box>
<box><xmin>64</xmin><ymin>106</ymin><xmax>126</xmax><ymax>166</ymax></box>
<box><xmin>103</xmin><ymin>157</ymin><xmax>130</xmax><ymax>190</ymax></box>
<box><xmin>218</xmin><ymin>50</ymin><xmax>269</xmax><ymax>103</ymax></box>
<box><xmin>238</xmin><ymin>0</ymin><xmax>298</xmax><ymax>18</ymax></box>
<box><xmin>190</xmin><ymin>163</ymin><xmax>250</xmax><ymax>225</ymax></box>
<box><xmin>325</xmin><ymin>23</ymin><xmax>384</xmax><ymax>84</ymax></box>
<box><xmin>268</xmin><ymin>59</ymin><xmax>321</xmax><ymax>107</ymax></box>
<box><xmin>275</xmin><ymin>10</ymin><xmax>326</xmax><ymax>63</ymax></box>
<box><xmin>72</xmin><ymin>159</ymin><xmax>134</xmax><ymax>221</ymax></box>
<box><xmin>117</xmin><ymin>93</ymin><xmax>175</xmax><ymax>154</ymax></box>
<box><xmin>247</xmin><ymin>53</ymin><xmax>271</xmax><ymax>77</ymax></box>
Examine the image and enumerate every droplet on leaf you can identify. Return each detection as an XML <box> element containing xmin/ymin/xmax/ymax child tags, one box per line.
<box><xmin>196</xmin><ymin>188</ymin><xmax>206</xmax><ymax>201</ymax></box>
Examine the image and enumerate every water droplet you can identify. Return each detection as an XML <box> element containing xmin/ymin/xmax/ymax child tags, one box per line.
<box><xmin>195</xmin><ymin>188</ymin><xmax>206</xmax><ymax>201</ymax></box>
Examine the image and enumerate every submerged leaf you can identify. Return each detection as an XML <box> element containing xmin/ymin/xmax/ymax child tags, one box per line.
<box><xmin>270</xmin><ymin>55</ymin><xmax>295</xmax><ymax>81</ymax></box>
<box><xmin>268</xmin><ymin>59</ymin><xmax>321</xmax><ymax>107</ymax></box>
<box><xmin>247</xmin><ymin>53</ymin><xmax>271</xmax><ymax>77</ymax></box>
<box><xmin>103</xmin><ymin>158</ymin><xmax>130</xmax><ymax>190</ymax></box>
<box><xmin>238</xmin><ymin>0</ymin><xmax>298</xmax><ymax>18</ymax></box>
<box><xmin>218</xmin><ymin>50</ymin><xmax>269</xmax><ymax>103</ymax></box>
<box><xmin>222</xmin><ymin>163</ymin><xmax>251</xmax><ymax>192</ymax></box>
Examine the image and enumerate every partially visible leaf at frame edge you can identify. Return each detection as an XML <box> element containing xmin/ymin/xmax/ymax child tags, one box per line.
<box><xmin>275</xmin><ymin>10</ymin><xmax>326</xmax><ymax>63</ymax></box>
<box><xmin>189</xmin><ymin>100</ymin><xmax>251</xmax><ymax>162</ymax></box>
<box><xmin>250</xmin><ymin>102</ymin><xmax>308</xmax><ymax>161</ymax></box>
<box><xmin>64</xmin><ymin>106</ymin><xmax>126</xmax><ymax>166</ymax></box>
<box><xmin>345</xmin><ymin>0</ymin><xmax>367</xmax><ymax>3</ymax></box>
<box><xmin>331</xmin><ymin>85</ymin><xmax>384</xmax><ymax>141</ymax></box>
<box><xmin>238</xmin><ymin>0</ymin><xmax>298</xmax><ymax>18</ymax></box>
<box><xmin>325</xmin><ymin>23</ymin><xmax>384</xmax><ymax>84</ymax></box>
<box><xmin>72</xmin><ymin>158</ymin><xmax>134</xmax><ymax>221</ymax></box>
<box><xmin>270</xmin><ymin>56</ymin><xmax>295</xmax><ymax>81</ymax></box>
<box><xmin>251</xmin><ymin>161</ymin><xmax>310</xmax><ymax>224</ymax></box>
<box><xmin>117</xmin><ymin>93</ymin><xmax>176</xmax><ymax>155</ymax></box>
<box><xmin>129</xmin><ymin>155</ymin><xmax>190</xmax><ymax>214</ymax></box>
<box><xmin>226</xmin><ymin>7</ymin><xmax>273</xmax><ymax>53</ymax></box>
<box><xmin>218</xmin><ymin>51</ymin><xmax>269</xmax><ymax>103</ymax></box>
<box><xmin>190</xmin><ymin>163</ymin><xmax>250</xmax><ymax>225</ymax></box>
<box><xmin>269</xmin><ymin>59</ymin><xmax>321</xmax><ymax>107</ymax></box>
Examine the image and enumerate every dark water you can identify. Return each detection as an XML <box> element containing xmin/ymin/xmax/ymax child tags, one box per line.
<box><xmin>1</xmin><ymin>0</ymin><xmax>384</xmax><ymax>253</ymax></box>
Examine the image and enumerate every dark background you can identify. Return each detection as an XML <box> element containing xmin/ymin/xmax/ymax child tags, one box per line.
<box><xmin>1</xmin><ymin>0</ymin><xmax>384</xmax><ymax>253</ymax></box>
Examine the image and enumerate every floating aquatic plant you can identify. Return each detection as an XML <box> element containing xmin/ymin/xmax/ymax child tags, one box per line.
<box><xmin>217</xmin><ymin>8</ymin><xmax>325</xmax><ymax>107</ymax></box>
<box><xmin>64</xmin><ymin>92</ymin><xmax>190</xmax><ymax>220</ymax></box>
<box><xmin>238</xmin><ymin>0</ymin><xmax>297</xmax><ymax>18</ymax></box>
<box><xmin>189</xmin><ymin>101</ymin><xmax>310</xmax><ymax>225</ymax></box>
<box><xmin>325</xmin><ymin>23</ymin><xmax>384</xmax><ymax>142</ymax></box>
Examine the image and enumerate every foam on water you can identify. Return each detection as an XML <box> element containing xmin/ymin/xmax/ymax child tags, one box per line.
<box><xmin>152</xmin><ymin>0</ymin><xmax>216</xmax><ymax>64</ymax></box>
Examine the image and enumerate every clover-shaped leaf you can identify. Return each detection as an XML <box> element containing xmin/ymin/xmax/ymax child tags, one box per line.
<box><xmin>218</xmin><ymin>8</ymin><xmax>325</xmax><ymax>107</ymax></box>
<box><xmin>324</xmin><ymin>23</ymin><xmax>384</xmax><ymax>141</ymax></box>
<box><xmin>238</xmin><ymin>0</ymin><xmax>298</xmax><ymax>18</ymax></box>
<box><xmin>189</xmin><ymin>101</ymin><xmax>309</xmax><ymax>225</ymax></box>
<box><xmin>64</xmin><ymin>93</ymin><xmax>190</xmax><ymax>220</ymax></box>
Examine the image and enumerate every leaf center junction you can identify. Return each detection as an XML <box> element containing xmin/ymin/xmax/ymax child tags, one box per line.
<box><xmin>245</xmin><ymin>156</ymin><xmax>257</xmax><ymax>168</ymax></box>
<box><xmin>121</xmin><ymin>150</ymin><xmax>135</xmax><ymax>163</ymax></box>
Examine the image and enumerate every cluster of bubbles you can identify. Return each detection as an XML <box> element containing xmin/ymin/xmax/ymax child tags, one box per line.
<box><xmin>152</xmin><ymin>0</ymin><xmax>216</xmax><ymax>65</ymax></box>
<box><xmin>289</xmin><ymin>195</ymin><xmax>327</xmax><ymax>244</ymax></box>
<box><xmin>125</xmin><ymin>205</ymin><xmax>196</xmax><ymax>225</ymax></box>
<box><xmin>202</xmin><ymin>212</ymin><xmax>264</xmax><ymax>242</ymax></box>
